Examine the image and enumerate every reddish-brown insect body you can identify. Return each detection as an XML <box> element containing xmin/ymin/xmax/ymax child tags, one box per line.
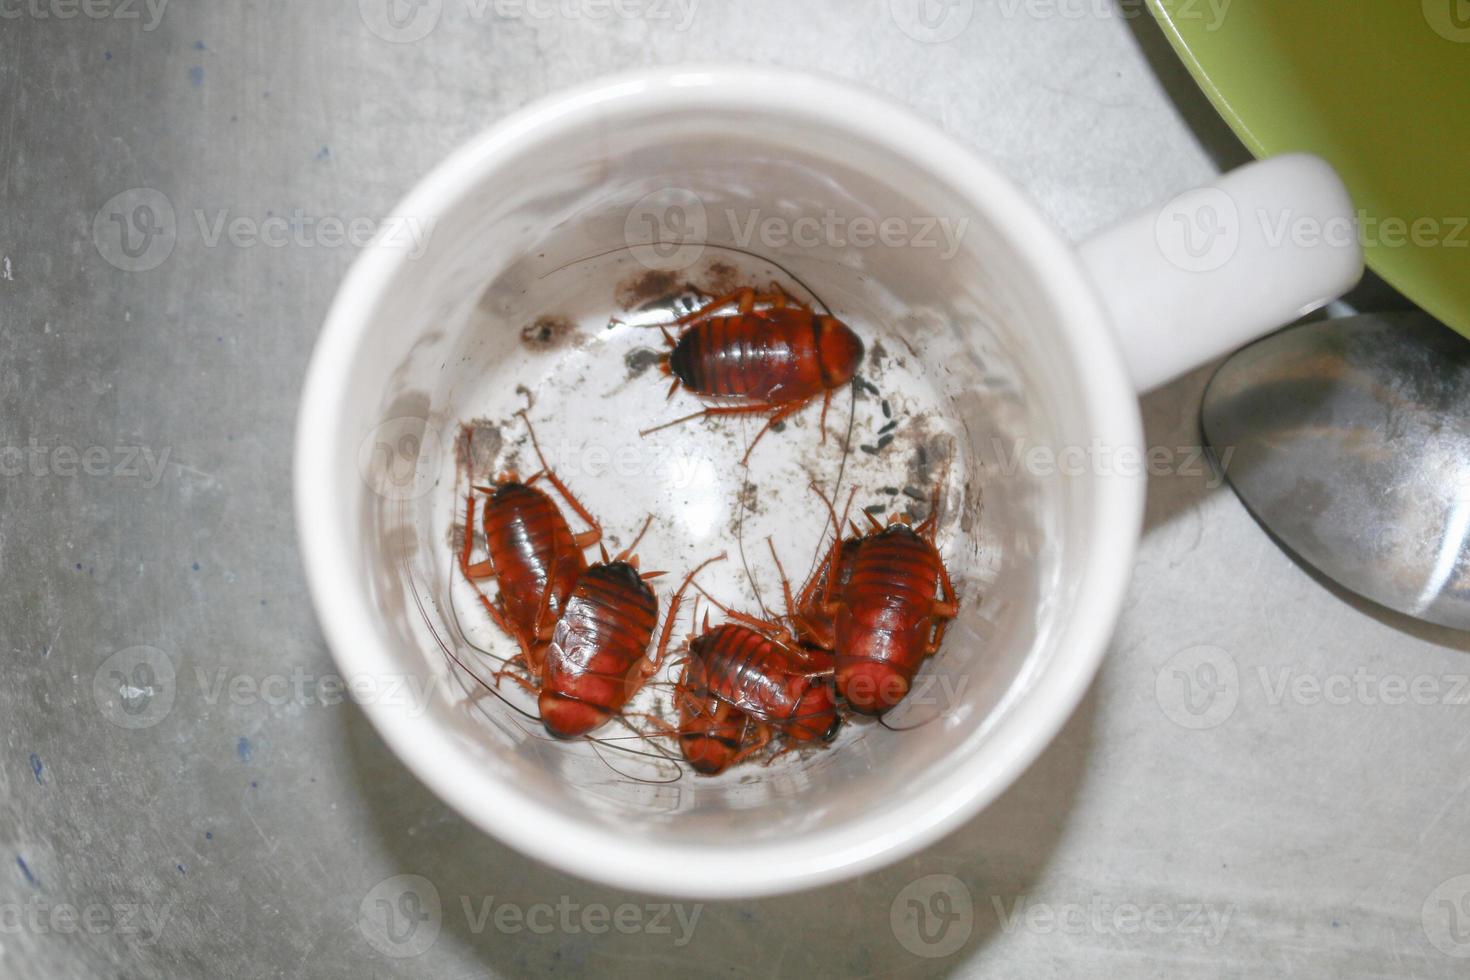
<box><xmin>642</xmin><ymin>287</ymin><xmax>864</xmax><ymax>463</ymax></box>
<box><xmin>539</xmin><ymin>559</ymin><xmax>661</xmax><ymax>739</ymax></box>
<box><xmin>669</xmin><ymin>305</ymin><xmax>862</xmax><ymax>403</ymax></box>
<box><xmin>479</xmin><ymin>482</ymin><xmax>586</xmax><ymax>649</ymax></box>
<box><xmin>794</xmin><ymin>535</ymin><xmax>863</xmax><ymax>651</ymax></box>
<box><xmin>832</xmin><ymin>523</ymin><xmax>955</xmax><ymax>714</ymax></box>
<box><xmin>801</xmin><ymin>482</ymin><xmax>959</xmax><ymax>715</ymax></box>
<box><xmin>687</xmin><ymin>624</ymin><xmax>841</xmax><ymax>743</ymax></box>
<box><xmin>459</xmin><ymin>416</ymin><xmax>602</xmax><ymax>677</ymax></box>
<box><xmin>674</xmin><ymin>688</ymin><xmax>754</xmax><ymax>776</ymax></box>
<box><xmin>533</xmin><ymin>550</ymin><xmax>721</xmax><ymax>740</ymax></box>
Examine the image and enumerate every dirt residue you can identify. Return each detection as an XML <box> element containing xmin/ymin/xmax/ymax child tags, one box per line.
<box><xmin>624</xmin><ymin>347</ymin><xmax>664</xmax><ymax>380</ymax></box>
<box><xmin>739</xmin><ymin>482</ymin><xmax>760</xmax><ymax>514</ymax></box>
<box><xmin>701</xmin><ymin>259</ymin><xmax>740</xmax><ymax>296</ymax></box>
<box><xmin>521</xmin><ymin>314</ymin><xmax>575</xmax><ymax>349</ymax></box>
<box><xmin>615</xmin><ymin>269</ymin><xmax>684</xmax><ymax>310</ymax></box>
<box><xmin>867</xmin><ymin>340</ymin><xmax>889</xmax><ymax>371</ymax></box>
<box><xmin>725</xmin><ymin>481</ymin><xmax>766</xmax><ymax>542</ymax></box>
<box><xmin>901</xmin><ymin>430</ymin><xmax>954</xmax><ymax>523</ymax></box>
<box><xmin>456</xmin><ymin>419</ymin><xmax>505</xmax><ymax>480</ymax></box>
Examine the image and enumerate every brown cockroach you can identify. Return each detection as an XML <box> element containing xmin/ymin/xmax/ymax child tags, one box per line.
<box><xmin>639</xmin><ymin>286</ymin><xmax>865</xmax><ymax>463</ymax></box>
<box><xmin>807</xmin><ymin>482</ymin><xmax>959</xmax><ymax>715</ymax></box>
<box><xmin>645</xmin><ymin>634</ymin><xmax>832</xmax><ymax>775</ymax></box>
<box><xmin>790</xmin><ymin>488</ymin><xmax>864</xmax><ymax>651</ymax></box>
<box><xmin>685</xmin><ymin>620</ymin><xmax>841</xmax><ymax>745</ymax></box>
<box><xmin>681</xmin><ymin>556</ymin><xmax>844</xmax><ymax>746</ymax></box>
<box><xmin>634</xmin><ymin>665</ymin><xmax>765</xmax><ymax>776</ymax></box>
<box><xmin>632</xmin><ymin>589</ymin><xmax>776</xmax><ymax>775</ymax></box>
<box><xmin>458</xmin><ymin>412</ymin><xmax>601</xmax><ymax>678</ymax></box>
<box><xmin>670</xmin><ymin>682</ymin><xmax>758</xmax><ymax>776</ymax></box>
<box><xmin>528</xmin><ymin>548</ymin><xmax>723</xmax><ymax>739</ymax></box>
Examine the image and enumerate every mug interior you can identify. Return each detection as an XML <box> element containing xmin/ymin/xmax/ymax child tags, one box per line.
<box><xmin>304</xmin><ymin>70</ymin><xmax>1141</xmax><ymax>895</ymax></box>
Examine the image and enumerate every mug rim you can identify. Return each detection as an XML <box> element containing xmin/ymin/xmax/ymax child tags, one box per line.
<box><xmin>294</xmin><ymin>64</ymin><xmax>1146</xmax><ymax>898</ymax></box>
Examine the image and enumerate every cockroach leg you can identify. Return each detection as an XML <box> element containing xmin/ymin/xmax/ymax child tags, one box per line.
<box><xmin>517</xmin><ymin>409</ymin><xmax>603</xmax><ymax>549</ymax></box>
<box><xmin>673</xmin><ymin>287</ymin><xmax>779</xmax><ymax>326</ymax></box>
<box><xmin>738</xmin><ymin>401</ymin><xmax>805</xmax><ymax>466</ymax></box>
<box><xmin>765</xmin><ymin>537</ymin><xmax>799</xmax><ymax>622</ymax></box>
<box><xmin>643</xmin><ymin>552</ymin><xmax>727</xmax><ymax>679</ymax></box>
<box><xmin>614</xmin><ymin>514</ymin><xmax>656</xmax><ymax>563</ymax></box>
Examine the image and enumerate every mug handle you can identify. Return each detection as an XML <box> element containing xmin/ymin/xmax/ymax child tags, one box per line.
<box><xmin>1077</xmin><ymin>153</ymin><xmax>1364</xmax><ymax>393</ymax></box>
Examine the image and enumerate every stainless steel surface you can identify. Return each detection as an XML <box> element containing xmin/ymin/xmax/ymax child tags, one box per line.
<box><xmin>4</xmin><ymin>4</ymin><xmax>1470</xmax><ymax>978</ymax></box>
<box><xmin>1204</xmin><ymin>314</ymin><xmax>1470</xmax><ymax>631</ymax></box>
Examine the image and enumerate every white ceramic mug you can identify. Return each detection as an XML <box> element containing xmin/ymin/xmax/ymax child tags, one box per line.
<box><xmin>295</xmin><ymin>65</ymin><xmax>1361</xmax><ymax>899</ymax></box>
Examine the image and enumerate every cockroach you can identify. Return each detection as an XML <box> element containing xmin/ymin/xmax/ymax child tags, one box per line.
<box><xmin>682</xmin><ymin>562</ymin><xmax>844</xmax><ymax>745</ymax></box>
<box><xmin>670</xmin><ymin>682</ymin><xmax>758</xmax><ymax>776</ymax></box>
<box><xmin>639</xmin><ymin>286</ymin><xmax>865</xmax><ymax>464</ymax></box>
<box><xmin>790</xmin><ymin>489</ymin><xmax>864</xmax><ymax>652</ymax></box>
<box><xmin>458</xmin><ymin>412</ymin><xmax>601</xmax><ymax>678</ymax></box>
<box><xmin>808</xmin><ymin>482</ymin><xmax>959</xmax><ymax>715</ymax></box>
<box><xmin>685</xmin><ymin>621</ymin><xmax>841</xmax><ymax>744</ymax></box>
<box><xmin>646</xmin><ymin>637</ymin><xmax>829</xmax><ymax>775</ymax></box>
<box><xmin>637</xmin><ymin>659</ymin><xmax>767</xmax><ymax>776</ymax></box>
<box><xmin>634</xmin><ymin>590</ymin><xmax>776</xmax><ymax>775</ymax></box>
<box><xmin>531</xmin><ymin>548</ymin><xmax>723</xmax><ymax>739</ymax></box>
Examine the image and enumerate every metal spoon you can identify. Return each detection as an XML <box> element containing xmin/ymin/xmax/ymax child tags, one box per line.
<box><xmin>1201</xmin><ymin>312</ymin><xmax>1470</xmax><ymax>631</ymax></box>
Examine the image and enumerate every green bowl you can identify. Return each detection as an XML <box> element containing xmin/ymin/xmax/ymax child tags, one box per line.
<box><xmin>1147</xmin><ymin>0</ymin><xmax>1470</xmax><ymax>338</ymax></box>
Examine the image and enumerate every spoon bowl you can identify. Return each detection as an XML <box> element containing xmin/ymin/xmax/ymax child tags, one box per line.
<box><xmin>1202</xmin><ymin>312</ymin><xmax>1470</xmax><ymax>631</ymax></box>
